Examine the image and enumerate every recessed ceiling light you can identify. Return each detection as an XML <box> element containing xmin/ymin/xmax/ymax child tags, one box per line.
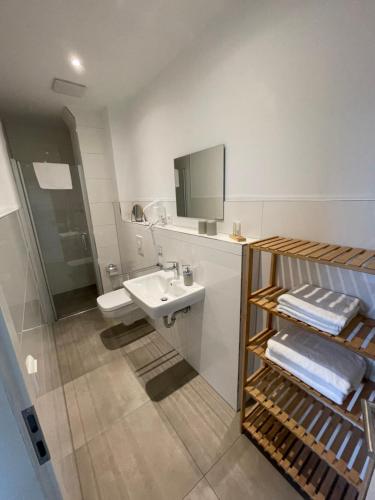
<box><xmin>70</xmin><ymin>56</ymin><xmax>84</xmax><ymax>72</ymax></box>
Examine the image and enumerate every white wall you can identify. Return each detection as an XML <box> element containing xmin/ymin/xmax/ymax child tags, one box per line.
<box><xmin>108</xmin><ymin>0</ymin><xmax>375</xmax><ymax>248</ymax></box>
<box><xmin>115</xmin><ymin>213</ymin><xmax>244</xmax><ymax>408</ymax></box>
<box><xmin>65</xmin><ymin>106</ymin><xmax>123</xmax><ymax>292</ymax></box>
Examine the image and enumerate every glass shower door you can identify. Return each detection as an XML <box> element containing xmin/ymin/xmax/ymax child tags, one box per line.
<box><xmin>16</xmin><ymin>161</ymin><xmax>100</xmax><ymax>318</ymax></box>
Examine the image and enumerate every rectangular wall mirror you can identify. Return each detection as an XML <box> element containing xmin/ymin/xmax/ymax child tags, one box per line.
<box><xmin>174</xmin><ymin>144</ymin><xmax>224</xmax><ymax>220</ymax></box>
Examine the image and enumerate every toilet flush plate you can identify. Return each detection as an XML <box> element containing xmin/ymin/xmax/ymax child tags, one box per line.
<box><xmin>123</xmin><ymin>270</ymin><xmax>205</xmax><ymax>319</ymax></box>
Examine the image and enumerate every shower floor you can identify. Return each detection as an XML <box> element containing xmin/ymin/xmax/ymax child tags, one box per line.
<box><xmin>53</xmin><ymin>284</ymin><xmax>98</xmax><ymax>318</ymax></box>
<box><xmin>54</xmin><ymin>308</ymin><xmax>301</xmax><ymax>500</ymax></box>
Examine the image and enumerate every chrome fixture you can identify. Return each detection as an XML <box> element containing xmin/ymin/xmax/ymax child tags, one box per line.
<box><xmin>163</xmin><ymin>306</ymin><xmax>190</xmax><ymax>328</ymax></box>
<box><xmin>128</xmin><ymin>263</ymin><xmax>161</xmax><ymax>278</ymax></box>
<box><xmin>106</xmin><ymin>263</ymin><xmax>118</xmax><ymax>276</ymax></box>
<box><xmin>81</xmin><ymin>231</ymin><xmax>88</xmax><ymax>251</ymax></box>
<box><xmin>162</xmin><ymin>261</ymin><xmax>180</xmax><ymax>278</ymax></box>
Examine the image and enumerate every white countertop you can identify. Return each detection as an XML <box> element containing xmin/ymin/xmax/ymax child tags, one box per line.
<box><xmin>123</xmin><ymin>220</ymin><xmax>258</xmax><ymax>246</ymax></box>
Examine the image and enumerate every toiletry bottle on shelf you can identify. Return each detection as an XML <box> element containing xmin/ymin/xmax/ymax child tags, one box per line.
<box><xmin>230</xmin><ymin>220</ymin><xmax>246</xmax><ymax>242</ymax></box>
<box><xmin>182</xmin><ymin>265</ymin><xmax>193</xmax><ymax>286</ymax></box>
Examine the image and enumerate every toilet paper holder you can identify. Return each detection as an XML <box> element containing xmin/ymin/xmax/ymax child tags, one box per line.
<box><xmin>106</xmin><ymin>263</ymin><xmax>119</xmax><ymax>276</ymax></box>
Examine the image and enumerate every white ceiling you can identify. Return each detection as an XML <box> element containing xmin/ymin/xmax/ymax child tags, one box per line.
<box><xmin>0</xmin><ymin>0</ymin><xmax>234</xmax><ymax>118</ymax></box>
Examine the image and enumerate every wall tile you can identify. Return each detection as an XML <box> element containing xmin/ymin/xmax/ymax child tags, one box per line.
<box><xmin>90</xmin><ymin>203</ymin><xmax>115</xmax><ymax>227</ymax></box>
<box><xmin>97</xmin><ymin>244</ymin><xmax>121</xmax><ymax>268</ymax></box>
<box><xmin>82</xmin><ymin>153</ymin><xmax>111</xmax><ymax>180</ymax></box>
<box><xmin>93</xmin><ymin>225</ymin><xmax>118</xmax><ymax>248</ymax></box>
<box><xmin>77</xmin><ymin>127</ymin><xmax>106</xmax><ymax>154</ymax></box>
<box><xmin>86</xmin><ymin>179</ymin><xmax>114</xmax><ymax>203</ymax></box>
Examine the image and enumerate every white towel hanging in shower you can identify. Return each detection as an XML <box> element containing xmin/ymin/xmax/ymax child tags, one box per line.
<box><xmin>33</xmin><ymin>162</ymin><xmax>72</xmax><ymax>190</ymax></box>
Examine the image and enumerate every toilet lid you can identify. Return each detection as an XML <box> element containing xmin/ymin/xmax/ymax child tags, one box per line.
<box><xmin>97</xmin><ymin>288</ymin><xmax>133</xmax><ymax>312</ymax></box>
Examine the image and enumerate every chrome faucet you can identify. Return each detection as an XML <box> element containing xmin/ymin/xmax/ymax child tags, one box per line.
<box><xmin>162</xmin><ymin>261</ymin><xmax>180</xmax><ymax>278</ymax></box>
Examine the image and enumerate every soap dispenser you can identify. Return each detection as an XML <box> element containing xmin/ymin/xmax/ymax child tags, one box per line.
<box><xmin>182</xmin><ymin>264</ymin><xmax>193</xmax><ymax>286</ymax></box>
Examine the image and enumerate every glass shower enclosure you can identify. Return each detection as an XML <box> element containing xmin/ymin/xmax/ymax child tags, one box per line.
<box><xmin>13</xmin><ymin>161</ymin><xmax>102</xmax><ymax>319</ymax></box>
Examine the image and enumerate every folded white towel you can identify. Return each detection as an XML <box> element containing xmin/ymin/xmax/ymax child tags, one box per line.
<box><xmin>265</xmin><ymin>347</ymin><xmax>347</xmax><ymax>404</ymax></box>
<box><xmin>267</xmin><ymin>327</ymin><xmax>366</xmax><ymax>396</ymax></box>
<box><xmin>33</xmin><ymin>162</ymin><xmax>72</xmax><ymax>190</ymax></box>
<box><xmin>277</xmin><ymin>304</ymin><xmax>346</xmax><ymax>335</ymax></box>
<box><xmin>277</xmin><ymin>284</ymin><xmax>360</xmax><ymax>335</ymax></box>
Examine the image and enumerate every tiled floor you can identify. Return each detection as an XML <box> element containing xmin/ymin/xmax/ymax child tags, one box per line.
<box><xmin>55</xmin><ymin>308</ymin><xmax>301</xmax><ymax>500</ymax></box>
<box><xmin>54</xmin><ymin>284</ymin><xmax>98</xmax><ymax>319</ymax></box>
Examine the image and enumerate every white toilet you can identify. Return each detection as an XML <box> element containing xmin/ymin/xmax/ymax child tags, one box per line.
<box><xmin>97</xmin><ymin>288</ymin><xmax>145</xmax><ymax>325</ymax></box>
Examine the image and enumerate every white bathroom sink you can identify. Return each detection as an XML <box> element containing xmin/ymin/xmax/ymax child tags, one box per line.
<box><xmin>123</xmin><ymin>270</ymin><xmax>205</xmax><ymax>319</ymax></box>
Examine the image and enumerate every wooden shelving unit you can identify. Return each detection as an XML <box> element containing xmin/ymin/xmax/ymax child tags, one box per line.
<box><xmin>240</xmin><ymin>236</ymin><xmax>375</xmax><ymax>499</ymax></box>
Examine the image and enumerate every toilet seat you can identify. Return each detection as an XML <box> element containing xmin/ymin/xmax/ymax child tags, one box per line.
<box><xmin>97</xmin><ymin>288</ymin><xmax>145</xmax><ymax>325</ymax></box>
<box><xmin>97</xmin><ymin>288</ymin><xmax>133</xmax><ymax>312</ymax></box>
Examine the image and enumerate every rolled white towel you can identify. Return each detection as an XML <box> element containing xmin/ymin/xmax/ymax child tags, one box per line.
<box><xmin>277</xmin><ymin>284</ymin><xmax>360</xmax><ymax>334</ymax></box>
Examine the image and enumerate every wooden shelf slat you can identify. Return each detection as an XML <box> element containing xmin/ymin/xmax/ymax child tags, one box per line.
<box><xmin>350</xmin><ymin>251</ymin><xmax>375</xmax><ymax>267</ymax></box>
<box><xmin>246</xmin><ymin>328</ymin><xmax>375</xmax><ymax>429</ymax></box>
<box><xmin>242</xmin><ymin>405</ymin><xmax>362</xmax><ymax>499</ymax></box>
<box><xmin>248</xmin><ymin>285</ymin><xmax>375</xmax><ymax>360</ymax></box>
<box><xmin>249</xmin><ymin>236</ymin><xmax>375</xmax><ymax>275</ymax></box>
<box><xmin>245</xmin><ymin>366</ymin><xmax>373</xmax><ymax>489</ymax></box>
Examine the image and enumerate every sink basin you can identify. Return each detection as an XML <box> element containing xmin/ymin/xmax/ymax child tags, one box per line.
<box><xmin>123</xmin><ymin>270</ymin><xmax>205</xmax><ymax>319</ymax></box>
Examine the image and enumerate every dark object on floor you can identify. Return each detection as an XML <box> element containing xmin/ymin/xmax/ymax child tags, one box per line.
<box><xmin>100</xmin><ymin>319</ymin><xmax>154</xmax><ymax>350</ymax></box>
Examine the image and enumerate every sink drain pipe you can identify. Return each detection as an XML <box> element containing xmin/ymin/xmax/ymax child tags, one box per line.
<box><xmin>163</xmin><ymin>306</ymin><xmax>190</xmax><ymax>328</ymax></box>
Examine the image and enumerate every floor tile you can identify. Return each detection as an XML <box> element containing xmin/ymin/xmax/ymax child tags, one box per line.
<box><xmin>184</xmin><ymin>478</ymin><xmax>218</xmax><ymax>500</ymax></box>
<box><xmin>75</xmin><ymin>402</ymin><xmax>202</xmax><ymax>500</ymax></box>
<box><xmin>122</xmin><ymin>329</ymin><xmax>174</xmax><ymax>367</ymax></box>
<box><xmin>206</xmin><ymin>435</ymin><xmax>302</xmax><ymax>500</ymax></box>
<box><xmin>64</xmin><ymin>357</ymin><xmax>149</xmax><ymax>449</ymax></box>
<box><xmin>158</xmin><ymin>375</ymin><xmax>240</xmax><ymax>473</ymax></box>
<box><xmin>35</xmin><ymin>386</ymin><xmax>74</xmax><ymax>462</ymax></box>
<box><xmin>55</xmin><ymin>309</ymin><xmax>121</xmax><ymax>384</ymax></box>
<box><xmin>53</xmin><ymin>452</ymin><xmax>83</xmax><ymax>500</ymax></box>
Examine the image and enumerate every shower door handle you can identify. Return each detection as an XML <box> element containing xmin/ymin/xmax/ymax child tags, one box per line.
<box><xmin>80</xmin><ymin>232</ymin><xmax>88</xmax><ymax>252</ymax></box>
